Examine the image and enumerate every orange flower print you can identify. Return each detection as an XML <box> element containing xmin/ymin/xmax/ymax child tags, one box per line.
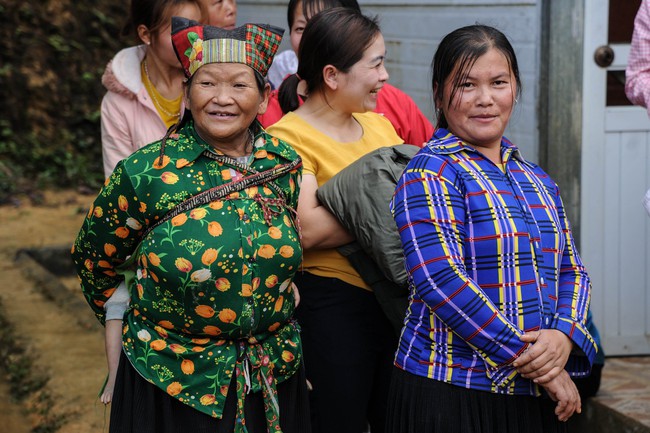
<box><xmin>118</xmin><ymin>195</ymin><xmax>128</xmax><ymax>211</ymax></box>
<box><xmin>215</xmin><ymin>278</ymin><xmax>231</xmax><ymax>292</ymax></box>
<box><xmin>190</xmin><ymin>208</ymin><xmax>207</xmax><ymax>220</ymax></box>
<box><xmin>169</xmin><ymin>344</ymin><xmax>188</xmax><ymax>354</ymax></box>
<box><xmin>203</xmin><ymin>325</ymin><xmax>222</xmax><ymax>336</ymax></box>
<box><xmin>221</xmin><ymin>169</ymin><xmax>232</xmax><ymax>180</ymax></box>
<box><xmin>176</xmin><ymin>158</ymin><xmax>190</xmax><ymax>168</ymax></box>
<box><xmin>158</xmin><ymin>320</ymin><xmax>174</xmax><ymax>330</ymax></box>
<box><xmin>192</xmin><ymin>338</ymin><xmax>209</xmax><ymax>345</ymax></box>
<box><xmin>252</xmin><ymin>277</ymin><xmax>260</xmax><ymax>291</ymax></box>
<box><xmin>84</xmin><ymin>259</ymin><xmax>94</xmax><ymax>271</ymax></box>
<box><xmin>181</xmin><ymin>359</ymin><xmax>195</xmax><ymax>375</ymax></box>
<box><xmin>242</xmin><ymin>263</ymin><xmax>249</xmax><ymax>276</ymax></box>
<box><xmin>283</xmin><ymin>215</ymin><xmax>292</xmax><ymax>227</ymax></box>
<box><xmin>241</xmin><ymin>284</ymin><xmax>253</xmax><ymax>297</ymax></box>
<box><xmin>161</xmin><ymin>171</ymin><xmax>179</xmax><ymax>184</ymax></box>
<box><xmin>209</xmin><ymin>201</ymin><xmax>224</xmax><ymax>210</ymax></box>
<box><xmin>268</xmin><ymin>322</ymin><xmax>280</xmax><ymax>332</ymax></box>
<box><xmin>279</xmin><ymin>245</ymin><xmax>294</xmax><ymax>258</ymax></box>
<box><xmin>281</xmin><ymin>350</ymin><xmax>295</xmax><ymax>363</ymax></box>
<box><xmin>152</xmin><ymin>155</ymin><xmax>170</xmax><ymax>169</ymax></box>
<box><xmin>115</xmin><ymin>227</ymin><xmax>130</xmax><ymax>238</ymax></box>
<box><xmin>191</xmin><ymin>269</ymin><xmax>211</xmax><ymax>282</ymax></box>
<box><xmin>265</xmin><ymin>275</ymin><xmax>278</xmax><ymax>288</ymax></box>
<box><xmin>274</xmin><ymin>296</ymin><xmax>284</xmax><ymax>312</ymax></box>
<box><xmin>195</xmin><ymin>305</ymin><xmax>215</xmax><ymax>318</ymax></box>
<box><xmin>148</xmin><ymin>252</ymin><xmax>161</xmax><ymax>267</ymax></box>
<box><xmin>104</xmin><ymin>243</ymin><xmax>116</xmax><ymax>257</ymax></box>
<box><xmin>268</xmin><ymin>226</ymin><xmax>282</xmax><ymax>239</ymax></box>
<box><xmin>167</xmin><ymin>382</ymin><xmax>183</xmax><ymax>396</ymax></box>
<box><xmin>126</xmin><ymin>217</ymin><xmax>142</xmax><ymax>230</ymax></box>
<box><xmin>254</xmin><ymin>149</ymin><xmax>268</xmax><ymax>159</ymax></box>
<box><xmin>150</xmin><ymin>339</ymin><xmax>167</xmax><ymax>351</ymax></box>
<box><xmin>136</xmin><ymin>283</ymin><xmax>144</xmax><ymax>299</ymax></box>
<box><xmin>220</xmin><ymin>385</ymin><xmax>229</xmax><ymax>397</ymax></box>
<box><xmin>139</xmin><ymin>202</ymin><xmax>147</xmax><ymax>213</ymax></box>
<box><xmin>257</xmin><ymin>244</ymin><xmax>276</xmax><ymax>259</ymax></box>
<box><xmin>175</xmin><ymin>257</ymin><xmax>192</xmax><ymax>273</ymax></box>
<box><xmin>98</xmin><ymin>260</ymin><xmax>113</xmax><ymax>269</ymax></box>
<box><xmin>171</xmin><ymin>213</ymin><xmax>188</xmax><ymax>226</ymax></box>
<box><xmin>289</xmin><ymin>177</ymin><xmax>296</xmax><ymax>193</ymax></box>
<box><xmin>93</xmin><ymin>206</ymin><xmax>103</xmax><ymax>218</ymax></box>
<box><xmin>218</xmin><ymin>308</ymin><xmax>237</xmax><ymax>323</ymax></box>
<box><xmin>154</xmin><ymin>326</ymin><xmax>169</xmax><ymax>339</ymax></box>
<box><xmin>193</xmin><ymin>346</ymin><xmax>206</xmax><ymax>352</ymax></box>
<box><xmin>208</xmin><ymin>221</ymin><xmax>223</xmax><ymax>237</ymax></box>
<box><xmin>202</xmin><ymin>248</ymin><xmax>218</xmax><ymax>266</ymax></box>
<box><xmin>200</xmin><ymin>394</ymin><xmax>216</xmax><ymax>405</ymax></box>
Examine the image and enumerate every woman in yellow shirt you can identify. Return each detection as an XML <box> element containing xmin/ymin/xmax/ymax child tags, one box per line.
<box><xmin>267</xmin><ymin>7</ymin><xmax>403</xmax><ymax>433</ymax></box>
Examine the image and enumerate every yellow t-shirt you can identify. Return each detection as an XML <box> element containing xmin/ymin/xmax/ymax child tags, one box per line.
<box><xmin>267</xmin><ymin>111</ymin><xmax>404</xmax><ymax>289</ymax></box>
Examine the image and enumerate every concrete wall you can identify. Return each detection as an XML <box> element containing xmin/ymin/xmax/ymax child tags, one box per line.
<box><xmin>238</xmin><ymin>0</ymin><xmax>541</xmax><ymax>161</ymax></box>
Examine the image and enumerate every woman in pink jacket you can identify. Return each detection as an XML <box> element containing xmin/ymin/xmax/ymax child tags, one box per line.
<box><xmin>100</xmin><ymin>0</ymin><xmax>202</xmax><ymax>177</ymax></box>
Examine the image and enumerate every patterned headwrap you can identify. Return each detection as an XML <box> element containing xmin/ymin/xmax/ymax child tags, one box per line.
<box><xmin>171</xmin><ymin>16</ymin><xmax>284</xmax><ymax>79</ymax></box>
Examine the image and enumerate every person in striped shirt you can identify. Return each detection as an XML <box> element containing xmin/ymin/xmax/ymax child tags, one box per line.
<box><xmin>387</xmin><ymin>24</ymin><xmax>597</xmax><ymax>433</ymax></box>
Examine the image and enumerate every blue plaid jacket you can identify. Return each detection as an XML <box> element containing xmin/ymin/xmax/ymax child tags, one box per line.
<box><xmin>391</xmin><ymin>129</ymin><xmax>597</xmax><ymax>395</ymax></box>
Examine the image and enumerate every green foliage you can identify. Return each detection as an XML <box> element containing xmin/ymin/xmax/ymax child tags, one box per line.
<box><xmin>0</xmin><ymin>0</ymin><xmax>129</xmax><ymax>199</ymax></box>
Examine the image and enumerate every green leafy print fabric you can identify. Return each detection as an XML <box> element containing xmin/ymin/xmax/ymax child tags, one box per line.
<box><xmin>72</xmin><ymin>121</ymin><xmax>303</xmax><ymax>421</ymax></box>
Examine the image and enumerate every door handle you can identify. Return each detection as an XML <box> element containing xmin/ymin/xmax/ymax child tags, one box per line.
<box><xmin>594</xmin><ymin>45</ymin><xmax>614</xmax><ymax>68</ymax></box>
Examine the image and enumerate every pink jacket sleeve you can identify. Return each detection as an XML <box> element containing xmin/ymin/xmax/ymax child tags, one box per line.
<box><xmin>626</xmin><ymin>1</ymin><xmax>650</xmax><ymax>117</ymax></box>
<box><xmin>101</xmin><ymin>92</ymin><xmax>140</xmax><ymax>178</ymax></box>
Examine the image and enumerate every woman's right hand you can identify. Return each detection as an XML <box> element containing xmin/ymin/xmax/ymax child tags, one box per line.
<box><xmin>540</xmin><ymin>370</ymin><xmax>581</xmax><ymax>422</ymax></box>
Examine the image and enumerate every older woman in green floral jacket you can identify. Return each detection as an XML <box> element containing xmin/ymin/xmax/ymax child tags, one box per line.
<box><xmin>72</xmin><ymin>17</ymin><xmax>310</xmax><ymax>433</ymax></box>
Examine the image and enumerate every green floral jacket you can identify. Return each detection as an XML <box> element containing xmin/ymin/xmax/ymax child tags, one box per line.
<box><xmin>72</xmin><ymin>120</ymin><xmax>303</xmax><ymax>424</ymax></box>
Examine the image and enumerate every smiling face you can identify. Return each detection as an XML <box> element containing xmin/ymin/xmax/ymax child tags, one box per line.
<box><xmin>436</xmin><ymin>47</ymin><xmax>516</xmax><ymax>151</ymax></box>
<box><xmin>335</xmin><ymin>33</ymin><xmax>388</xmax><ymax>113</ymax></box>
<box><xmin>187</xmin><ymin>63</ymin><xmax>269</xmax><ymax>152</ymax></box>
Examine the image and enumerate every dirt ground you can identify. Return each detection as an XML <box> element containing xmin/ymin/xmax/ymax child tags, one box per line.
<box><xmin>0</xmin><ymin>189</ymin><xmax>110</xmax><ymax>432</ymax></box>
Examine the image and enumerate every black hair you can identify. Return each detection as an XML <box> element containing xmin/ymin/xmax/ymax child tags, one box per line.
<box><xmin>278</xmin><ymin>7</ymin><xmax>380</xmax><ymax>113</ymax></box>
<box><xmin>301</xmin><ymin>0</ymin><xmax>361</xmax><ymax>21</ymax></box>
<box><xmin>432</xmin><ymin>24</ymin><xmax>521</xmax><ymax>129</ymax></box>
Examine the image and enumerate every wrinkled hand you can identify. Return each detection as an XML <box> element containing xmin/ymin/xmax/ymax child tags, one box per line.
<box><xmin>540</xmin><ymin>370</ymin><xmax>581</xmax><ymax>422</ymax></box>
<box><xmin>513</xmin><ymin>329</ymin><xmax>573</xmax><ymax>384</ymax></box>
<box><xmin>291</xmin><ymin>282</ymin><xmax>300</xmax><ymax>308</ymax></box>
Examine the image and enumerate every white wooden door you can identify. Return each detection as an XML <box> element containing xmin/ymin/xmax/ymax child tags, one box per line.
<box><xmin>582</xmin><ymin>0</ymin><xmax>650</xmax><ymax>355</ymax></box>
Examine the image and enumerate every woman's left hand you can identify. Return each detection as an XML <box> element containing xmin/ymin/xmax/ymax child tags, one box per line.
<box><xmin>513</xmin><ymin>329</ymin><xmax>573</xmax><ymax>384</ymax></box>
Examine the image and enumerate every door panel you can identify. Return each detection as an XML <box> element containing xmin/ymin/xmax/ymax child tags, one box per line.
<box><xmin>582</xmin><ymin>0</ymin><xmax>650</xmax><ymax>355</ymax></box>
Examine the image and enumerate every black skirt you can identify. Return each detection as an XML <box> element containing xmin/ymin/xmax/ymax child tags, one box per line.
<box><xmin>386</xmin><ymin>367</ymin><xmax>568</xmax><ymax>433</ymax></box>
<box><xmin>109</xmin><ymin>351</ymin><xmax>311</xmax><ymax>433</ymax></box>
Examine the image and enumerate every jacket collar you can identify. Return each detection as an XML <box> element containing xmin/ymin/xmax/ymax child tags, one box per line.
<box><xmin>163</xmin><ymin>120</ymin><xmax>296</xmax><ymax>168</ymax></box>
<box><xmin>427</xmin><ymin>128</ymin><xmax>532</xmax><ymax>167</ymax></box>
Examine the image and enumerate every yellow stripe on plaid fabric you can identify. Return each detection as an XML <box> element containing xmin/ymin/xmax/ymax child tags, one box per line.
<box><xmin>198</xmin><ymin>39</ymin><xmax>249</xmax><ymax>75</ymax></box>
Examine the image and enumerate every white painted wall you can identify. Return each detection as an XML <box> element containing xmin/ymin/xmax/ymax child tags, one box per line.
<box><xmin>238</xmin><ymin>0</ymin><xmax>542</xmax><ymax>161</ymax></box>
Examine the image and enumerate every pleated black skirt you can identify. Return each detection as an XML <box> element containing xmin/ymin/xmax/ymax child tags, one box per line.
<box><xmin>109</xmin><ymin>351</ymin><xmax>311</xmax><ymax>433</ymax></box>
<box><xmin>386</xmin><ymin>367</ymin><xmax>568</xmax><ymax>433</ymax></box>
